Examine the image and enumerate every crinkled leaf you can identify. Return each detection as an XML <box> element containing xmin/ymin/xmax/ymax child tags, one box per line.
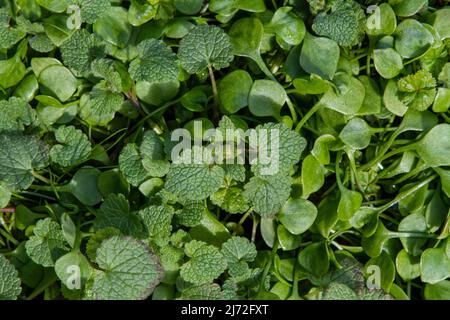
<box><xmin>129</xmin><ymin>39</ymin><xmax>179</xmax><ymax>83</ymax></box>
<box><xmin>94</xmin><ymin>194</ymin><xmax>144</xmax><ymax>237</ymax></box>
<box><xmin>178</xmin><ymin>25</ymin><xmax>234</xmax><ymax>73</ymax></box>
<box><xmin>243</xmin><ymin>174</ymin><xmax>291</xmax><ymax>217</ymax></box>
<box><xmin>180</xmin><ymin>240</ymin><xmax>227</xmax><ymax>285</ymax></box>
<box><xmin>0</xmin><ymin>254</ymin><xmax>22</xmax><ymax>300</ymax></box>
<box><xmin>92</xmin><ymin>236</ymin><xmax>163</xmax><ymax>300</ymax></box>
<box><xmin>25</xmin><ymin>218</ymin><xmax>68</xmax><ymax>267</ymax></box>
<box><xmin>0</xmin><ymin>134</ymin><xmax>49</xmax><ymax>191</ymax></box>
<box><xmin>60</xmin><ymin>29</ymin><xmax>105</xmax><ymax>75</ymax></box>
<box><xmin>312</xmin><ymin>0</ymin><xmax>366</xmax><ymax>47</ymax></box>
<box><xmin>50</xmin><ymin>126</ymin><xmax>92</xmax><ymax>167</ymax></box>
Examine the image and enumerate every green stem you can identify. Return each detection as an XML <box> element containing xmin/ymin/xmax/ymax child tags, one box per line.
<box><xmin>238</xmin><ymin>208</ymin><xmax>253</xmax><ymax>226</ymax></box>
<box><xmin>393</xmin><ymin>163</ymin><xmax>430</xmax><ymax>184</ymax></box>
<box><xmin>295</xmin><ymin>102</ymin><xmax>322</xmax><ymax>132</ymax></box>
<box><xmin>254</xmin><ymin>55</ymin><xmax>277</xmax><ymax>81</ymax></box>
<box><xmin>390</xmin><ymin>231</ymin><xmax>438</xmax><ymax>239</ymax></box>
<box><xmin>129</xmin><ymin>99</ymin><xmax>179</xmax><ymax>134</ymax></box>
<box><xmin>26</xmin><ymin>273</ymin><xmax>58</xmax><ymax>300</ymax></box>
<box><xmin>207</xmin><ymin>64</ymin><xmax>220</xmax><ymax>123</ymax></box>
<box><xmin>32</xmin><ymin>171</ymin><xmax>51</xmax><ymax>184</ymax></box>
<box><xmin>259</xmin><ymin>241</ymin><xmax>279</xmax><ymax>293</ymax></box>
<box><xmin>360</xmin><ymin>130</ymin><xmax>401</xmax><ymax>171</ymax></box>
<box><xmin>335</xmin><ymin>244</ymin><xmax>364</xmax><ymax>253</ymax></box>
<box><xmin>286</xmin><ymin>97</ymin><xmax>298</xmax><ymax>124</ymax></box>
<box><xmin>0</xmin><ymin>228</ymin><xmax>19</xmax><ymax>246</ymax></box>
<box><xmin>378</xmin><ymin>174</ymin><xmax>437</xmax><ymax>213</ymax></box>
<box><xmin>288</xmin><ymin>257</ymin><xmax>302</xmax><ymax>300</ymax></box>
<box><xmin>360</xmin><ymin>143</ymin><xmax>413</xmax><ymax>171</ymax></box>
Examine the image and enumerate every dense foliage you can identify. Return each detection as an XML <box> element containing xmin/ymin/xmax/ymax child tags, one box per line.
<box><xmin>0</xmin><ymin>0</ymin><xmax>449</xmax><ymax>300</ymax></box>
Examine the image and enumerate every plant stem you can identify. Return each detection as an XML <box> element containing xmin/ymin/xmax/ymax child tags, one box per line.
<box><xmin>238</xmin><ymin>208</ymin><xmax>253</xmax><ymax>227</ymax></box>
<box><xmin>0</xmin><ymin>228</ymin><xmax>18</xmax><ymax>246</ymax></box>
<box><xmin>259</xmin><ymin>241</ymin><xmax>279</xmax><ymax>293</ymax></box>
<box><xmin>286</xmin><ymin>97</ymin><xmax>298</xmax><ymax>124</ymax></box>
<box><xmin>32</xmin><ymin>171</ymin><xmax>51</xmax><ymax>184</ymax></box>
<box><xmin>207</xmin><ymin>64</ymin><xmax>220</xmax><ymax>123</ymax></box>
<box><xmin>379</xmin><ymin>174</ymin><xmax>437</xmax><ymax>213</ymax></box>
<box><xmin>295</xmin><ymin>102</ymin><xmax>322</xmax><ymax>132</ymax></box>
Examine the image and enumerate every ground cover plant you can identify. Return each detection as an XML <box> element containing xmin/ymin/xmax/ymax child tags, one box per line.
<box><xmin>0</xmin><ymin>0</ymin><xmax>449</xmax><ymax>301</ymax></box>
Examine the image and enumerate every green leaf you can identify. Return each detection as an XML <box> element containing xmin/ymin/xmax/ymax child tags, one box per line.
<box><xmin>398</xmin><ymin>213</ymin><xmax>428</xmax><ymax>256</ymax></box>
<box><xmin>178</xmin><ymin>25</ymin><xmax>234</xmax><ymax>74</ymax></box>
<box><xmin>140</xmin><ymin>130</ymin><xmax>170</xmax><ymax>177</ymax></box>
<box><xmin>322</xmin><ymin>282</ymin><xmax>358</xmax><ymax>300</ymax></box>
<box><xmin>50</xmin><ymin>126</ymin><xmax>91</xmax><ymax>167</ymax></box>
<box><xmin>302</xmin><ymin>154</ymin><xmax>326</xmax><ymax>197</ymax></box>
<box><xmin>312</xmin><ymin>0</ymin><xmax>366</xmax><ymax>47</ymax></box>
<box><xmin>320</xmin><ymin>73</ymin><xmax>366</xmax><ymax>115</ymax></box>
<box><xmin>420</xmin><ymin>247</ymin><xmax>450</xmax><ymax>284</ymax></box>
<box><xmin>38</xmin><ymin>65</ymin><xmax>77</xmax><ymax>102</ymax></box>
<box><xmin>396</xmin><ymin>249</ymin><xmax>421</xmax><ymax>281</ymax></box>
<box><xmin>0</xmin><ymin>53</ymin><xmax>26</xmax><ymax>89</ymax></box>
<box><xmin>29</xmin><ymin>34</ymin><xmax>55</xmax><ymax>53</ymax></box>
<box><xmin>248</xmin><ymin>80</ymin><xmax>286</xmax><ymax>118</ymax></box>
<box><xmin>174</xmin><ymin>0</ymin><xmax>203</xmax><ymax>15</ymax></box>
<box><xmin>25</xmin><ymin>218</ymin><xmax>68</xmax><ymax>267</ymax></box>
<box><xmin>0</xmin><ymin>9</ymin><xmax>25</xmax><ymax>49</ymax></box>
<box><xmin>391</xmin><ymin>0</ymin><xmax>428</xmax><ymax>17</ymax></box>
<box><xmin>424</xmin><ymin>280</ymin><xmax>450</xmax><ymax>300</ymax></box>
<box><xmin>94</xmin><ymin>194</ymin><xmax>144</xmax><ymax>237</ymax></box>
<box><xmin>138</xmin><ymin>205</ymin><xmax>174</xmax><ymax>244</ymax></box>
<box><xmin>136</xmin><ymin>80</ymin><xmax>179</xmax><ymax>106</ymax></box>
<box><xmin>0</xmin><ymin>134</ymin><xmax>49</xmax><ymax>191</ymax></box>
<box><xmin>0</xmin><ymin>97</ymin><xmax>35</xmax><ymax>134</ymax></box>
<box><xmin>339</xmin><ymin>118</ymin><xmax>372</xmax><ymax>150</ymax></box>
<box><xmin>394</xmin><ymin>19</ymin><xmax>434</xmax><ymax>59</ymax></box>
<box><xmin>91</xmin><ymin>59</ymin><xmax>123</xmax><ymax>93</ymax></box>
<box><xmin>221</xmin><ymin>236</ymin><xmax>257</xmax><ymax>264</ymax></box>
<box><xmin>298</xmin><ymin>241</ymin><xmax>330</xmax><ymax>277</ymax></box>
<box><xmin>63</xmin><ymin>167</ymin><xmax>103</xmax><ymax>206</ymax></box>
<box><xmin>311</xmin><ymin>134</ymin><xmax>335</xmax><ymax>165</ymax></box>
<box><xmin>92</xmin><ymin>236</ymin><xmax>163</xmax><ymax>300</ymax></box>
<box><xmin>251</xmin><ymin>123</ymin><xmax>306</xmax><ymax>176</ymax></box>
<box><xmin>71</xmin><ymin>0</ymin><xmax>110</xmax><ymax>23</ymax></box>
<box><xmin>180</xmin><ymin>283</ymin><xmax>223</xmax><ymax>300</ymax></box>
<box><xmin>366</xmin><ymin>3</ymin><xmax>397</xmax><ymax>37</ymax></box>
<box><xmin>93</xmin><ymin>7</ymin><xmax>131</xmax><ymax>48</ymax></box>
<box><xmin>373</xmin><ymin>48</ymin><xmax>403</xmax><ymax>79</ymax></box>
<box><xmin>413</xmin><ymin>124</ymin><xmax>450</xmax><ymax>167</ymax></box>
<box><xmin>300</xmin><ymin>33</ymin><xmax>340</xmax><ymax>80</ymax></box>
<box><xmin>127</xmin><ymin>0</ymin><xmax>157</xmax><ymax>26</ymax></box>
<box><xmin>365</xmin><ymin>251</ymin><xmax>395</xmax><ymax>292</ymax></box>
<box><xmin>270</xmin><ymin>7</ymin><xmax>306</xmax><ymax>47</ymax></box>
<box><xmin>60</xmin><ymin>29</ymin><xmax>105</xmax><ymax>75</ymax></box>
<box><xmin>80</xmin><ymin>87</ymin><xmax>124</xmax><ymax>127</ymax></box>
<box><xmin>397</xmin><ymin>69</ymin><xmax>436</xmax><ymax>111</ymax></box>
<box><xmin>337</xmin><ymin>186</ymin><xmax>363</xmax><ymax>221</ymax></box>
<box><xmin>86</xmin><ymin>227</ymin><xmax>122</xmax><ymax>262</ymax></box>
<box><xmin>129</xmin><ymin>39</ymin><xmax>179</xmax><ymax>83</ymax></box>
<box><xmin>37</xmin><ymin>0</ymin><xmax>69</xmax><ymax>13</ymax></box>
<box><xmin>228</xmin><ymin>17</ymin><xmax>271</xmax><ymax>78</ymax></box>
<box><xmin>278</xmin><ymin>198</ymin><xmax>318</xmax><ymax>235</ymax></box>
<box><xmin>243</xmin><ymin>174</ymin><xmax>291</xmax><ymax>217</ymax></box>
<box><xmin>218</xmin><ymin>69</ymin><xmax>252</xmax><ymax>114</ymax></box>
<box><xmin>0</xmin><ymin>254</ymin><xmax>22</xmax><ymax>300</ymax></box>
<box><xmin>55</xmin><ymin>251</ymin><xmax>93</xmax><ymax>289</ymax></box>
<box><xmin>180</xmin><ymin>240</ymin><xmax>227</xmax><ymax>285</ymax></box>
<box><xmin>176</xmin><ymin>201</ymin><xmax>204</xmax><ymax>227</ymax></box>
<box><xmin>211</xmin><ymin>186</ymin><xmax>249</xmax><ymax>214</ymax></box>
<box><xmin>166</xmin><ymin>159</ymin><xmax>225</xmax><ymax>201</ymax></box>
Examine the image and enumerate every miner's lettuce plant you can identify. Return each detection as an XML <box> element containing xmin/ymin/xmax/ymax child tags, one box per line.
<box><xmin>0</xmin><ymin>0</ymin><xmax>449</xmax><ymax>301</ymax></box>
